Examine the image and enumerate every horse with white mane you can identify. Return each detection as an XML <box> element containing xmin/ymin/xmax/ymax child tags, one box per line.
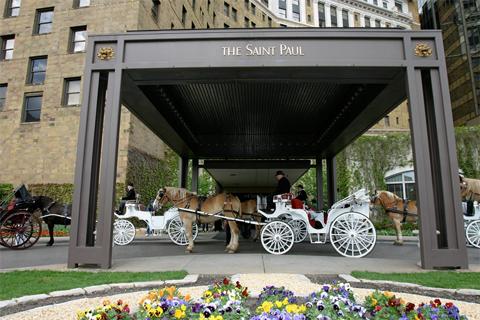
<box><xmin>153</xmin><ymin>187</ymin><xmax>242</xmax><ymax>253</ymax></box>
<box><xmin>371</xmin><ymin>190</ymin><xmax>418</xmax><ymax>245</ymax></box>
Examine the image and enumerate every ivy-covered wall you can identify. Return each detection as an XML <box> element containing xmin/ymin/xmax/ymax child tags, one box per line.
<box><xmin>125</xmin><ymin>147</ymin><xmax>179</xmax><ymax>204</ymax></box>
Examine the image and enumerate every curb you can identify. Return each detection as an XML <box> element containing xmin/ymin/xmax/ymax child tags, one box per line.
<box><xmin>0</xmin><ymin>274</ymin><xmax>199</xmax><ymax>311</ymax></box>
<box><xmin>338</xmin><ymin>274</ymin><xmax>480</xmax><ymax>296</ymax></box>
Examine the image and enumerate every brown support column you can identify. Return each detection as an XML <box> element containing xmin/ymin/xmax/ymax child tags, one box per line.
<box><xmin>191</xmin><ymin>159</ymin><xmax>199</xmax><ymax>194</ymax></box>
<box><xmin>179</xmin><ymin>157</ymin><xmax>188</xmax><ymax>188</ymax></box>
<box><xmin>316</xmin><ymin>157</ymin><xmax>324</xmax><ymax>210</ymax></box>
<box><xmin>406</xmin><ymin>65</ymin><xmax>468</xmax><ymax>269</ymax></box>
<box><xmin>68</xmin><ymin>70</ymin><xmax>122</xmax><ymax>269</ymax></box>
<box><xmin>326</xmin><ymin>157</ymin><xmax>337</xmax><ymax>207</ymax></box>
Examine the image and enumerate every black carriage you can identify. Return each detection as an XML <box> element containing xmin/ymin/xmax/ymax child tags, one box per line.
<box><xmin>0</xmin><ymin>185</ymin><xmax>43</xmax><ymax>250</ymax></box>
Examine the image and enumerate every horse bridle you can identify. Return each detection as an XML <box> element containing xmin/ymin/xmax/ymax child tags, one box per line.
<box><xmin>156</xmin><ymin>189</ymin><xmax>195</xmax><ymax>208</ymax></box>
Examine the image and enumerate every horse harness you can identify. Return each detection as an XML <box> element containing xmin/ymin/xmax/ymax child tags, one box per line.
<box><xmin>378</xmin><ymin>197</ymin><xmax>416</xmax><ymax>223</ymax></box>
<box><xmin>43</xmin><ymin>199</ymin><xmax>71</xmax><ymax>226</ymax></box>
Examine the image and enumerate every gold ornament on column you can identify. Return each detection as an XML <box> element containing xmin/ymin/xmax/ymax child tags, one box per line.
<box><xmin>414</xmin><ymin>43</ymin><xmax>432</xmax><ymax>57</ymax></box>
<box><xmin>97</xmin><ymin>47</ymin><xmax>115</xmax><ymax>60</ymax></box>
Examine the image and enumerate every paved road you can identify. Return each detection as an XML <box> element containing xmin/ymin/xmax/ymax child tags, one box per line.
<box><xmin>1</xmin><ymin>232</ymin><xmax>478</xmax><ymax>273</ymax></box>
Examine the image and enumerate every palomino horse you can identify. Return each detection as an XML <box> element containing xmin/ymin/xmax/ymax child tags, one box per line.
<box><xmin>371</xmin><ymin>190</ymin><xmax>417</xmax><ymax>245</ymax></box>
<box><xmin>460</xmin><ymin>175</ymin><xmax>480</xmax><ymax>202</ymax></box>
<box><xmin>153</xmin><ymin>187</ymin><xmax>242</xmax><ymax>253</ymax></box>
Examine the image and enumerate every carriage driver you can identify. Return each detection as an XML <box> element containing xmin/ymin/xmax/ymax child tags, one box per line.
<box><xmin>116</xmin><ymin>182</ymin><xmax>136</xmax><ymax>215</ymax></box>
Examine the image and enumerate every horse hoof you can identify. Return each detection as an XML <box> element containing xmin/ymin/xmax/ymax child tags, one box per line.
<box><xmin>393</xmin><ymin>241</ymin><xmax>404</xmax><ymax>246</ymax></box>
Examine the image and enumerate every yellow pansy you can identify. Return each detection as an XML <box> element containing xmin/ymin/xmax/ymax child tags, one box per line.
<box><xmin>76</xmin><ymin>311</ymin><xmax>85</xmax><ymax>319</ymax></box>
<box><xmin>204</xmin><ymin>290</ymin><xmax>213</xmax><ymax>298</ymax></box>
<box><xmin>283</xmin><ymin>298</ymin><xmax>289</xmax><ymax>305</ymax></box>
<box><xmin>371</xmin><ymin>298</ymin><xmax>378</xmax><ymax>306</ymax></box>
<box><xmin>174</xmin><ymin>309</ymin><xmax>185</xmax><ymax>319</ymax></box>
<box><xmin>261</xmin><ymin>301</ymin><xmax>273</xmax><ymax>313</ymax></box>
<box><xmin>384</xmin><ymin>291</ymin><xmax>393</xmax><ymax>298</ymax></box>
<box><xmin>299</xmin><ymin>305</ymin><xmax>306</xmax><ymax>313</ymax></box>
<box><xmin>181</xmin><ymin>304</ymin><xmax>187</xmax><ymax>311</ymax></box>
<box><xmin>275</xmin><ymin>301</ymin><xmax>283</xmax><ymax>308</ymax></box>
<box><xmin>285</xmin><ymin>304</ymin><xmax>299</xmax><ymax>313</ymax></box>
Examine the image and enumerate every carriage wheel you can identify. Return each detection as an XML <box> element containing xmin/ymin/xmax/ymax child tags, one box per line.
<box><xmin>261</xmin><ymin>220</ymin><xmax>295</xmax><ymax>255</ymax></box>
<box><xmin>0</xmin><ymin>212</ymin><xmax>42</xmax><ymax>250</ymax></box>
<box><xmin>466</xmin><ymin>220</ymin><xmax>480</xmax><ymax>249</ymax></box>
<box><xmin>329</xmin><ymin>212</ymin><xmax>376</xmax><ymax>258</ymax></box>
<box><xmin>167</xmin><ymin>217</ymin><xmax>198</xmax><ymax>246</ymax></box>
<box><xmin>113</xmin><ymin>219</ymin><xmax>136</xmax><ymax>246</ymax></box>
<box><xmin>288</xmin><ymin>219</ymin><xmax>308</xmax><ymax>243</ymax></box>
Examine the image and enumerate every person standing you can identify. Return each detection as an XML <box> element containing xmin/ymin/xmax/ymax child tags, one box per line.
<box><xmin>295</xmin><ymin>184</ymin><xmax>308</xmax><ymax>202</ymax></box>
<box><xmin>274</xmin><ymin>171</ymin><xmax>291</xmax><ymax>195</ymax></box>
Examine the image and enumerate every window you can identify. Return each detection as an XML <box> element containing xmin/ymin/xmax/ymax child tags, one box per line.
<box><xmin>318</xmin><ymin>2</ymin><xmax>325</xmax><ymax>27</ymax></box>
<box><xmin>385</xmin><ymin>22</ymin><xmax>391</xmax><ymax>28</ymax></box>
<box><xmin>292</xmin><ymin>0</ymin><xmax>300</xmax><ymax>21</ymax></box>
<box><xmin>251</xmin><ymin>21</ymin><xmax>256</xmax><ymax>28</ymax></box>
<box><xmin>192</xmin><ymin>0</ymin><xmax>196</xmax><ymax>8</ymax></box>
<box><xmin>244</xmin><ymin>17</ymin><xmax>250</xmax><ymax>28</ymax></box>
<box><xmin>224</xmin><ymin>23</ymin><xmax>230</xmax><ymax>28</ymax></box>
<box><xmin>373</xmin><ymin>0</ymin><xmax>378</xmax><ymax>5</ymax></box>
<box><xmin>244</xmin><ymin>0</ymin><xmax>249</xmax><ymax>10</ymax></box>
<box><xmin>70</xmin><ymin>26</ymin><xmax>87</xmax><ymax>53</ymax></box>
<box><xmin>5</xmin><ymin>0</ymin><xmax>21</xmax><ymax>17</ymax></box>
<box><xmin>307</xmin><ymin>0</ymin><xmax>311</xmax><ymax>5</ymax></box>
<box><xmin>74</xmin><ymin>0</ymin><xmax>90</xmax><ymax>8</ymax></box>
<box><xmin>342</xmin><ymin>10</ymin><xmax>349</xmax><ymax>27</ymax></box>
<box><xmin>251</xmin><ymin>3</ymin><xmax>256</xmax><ymax>14</ymax></box>
<box><xmin>151</xmin><ymin>0</ymin><xmax>160</xmax><ymax>21</ymax></box>
<box><xmin>384</xmin><ymin>115</ymin><xmax>390</xmax><ymax>126</ymax></box>
<box><xmin>278</xmin><ymin>8</ymin><xmax>286</xmax><ymax>17</ymax></box>
<box><xmin>224</xmin><ymin>2</ymin><xmax>230</xmax><ymax>16</ymax></box>
<box><xmin>364</xmin><ymin>16</ymin><xmax>371</xmax><ymax>27</ymax></box>
<box><xmin>1</xmin><ymin>35</ymin><xmax>15</xmax><ymax>60</ymax></box>
<box><xmin>382</xmin><ymin>1</ymin><xmax>388</xmax><ymax>8</ymax></box>
<box><xmin>232</xmin><ymin>7</ymin><xmax>237</xmax><ymax>21</ymax></box>
<box><xmin>330</xmin><ymin>6</ymin><xmax>337</xmax><ymax>27</ymax></box>
<box><xmin>308</xmin><ymin>14</ymin><xmax>311</xmax><ymax>22</ymax></box>
<box><xmin>182</xmin><ymin>6</ymin><xmax>187</xmax><ymax>25</ymax></box>
<box><xmin>375</xmin><ymin>19</ymin><xmax>381</xmax><ymax>27</ymax></box>
<box><xmin>207</xmin><ymin>0</ymin><xmax>211</xmax><ymax>11</ymax></box>
<box><xmin>394</xmin><ymin>1</ymin><xmax>402</xmax><ymax>12</ymax></box>
<box><xmin>23</xmin><ymin>93</ymin><xmax>42</xmax><ymax>122</ymax></box>
<box><xmin>35</xmin><ymin>8</ymin><xmax>54</xmax><ymax>34</ymax></box>
<box><xmin>27</xmin><ymin>57</ymin><xmax>47</xmax><ymax>85</ymax></box>
<box><xmin>396</xmin><ymin>116</ymin><xmax>399</xmax><ymax>124</ymax></box>
<box><xmin>191</xmin><ymin>22</ymin><xmax>196</xmax><ymax>29</ymax></box>
<box><xmin>0</xmin><ymin>84</ymin><xmax>6</xmax><ymax>110</ymax></box>
<box><xmin>64</xmin><ymin>78</ymin><xmax>81</xmax><ymax>106</ymax></box>
<box><xmin>268</xmin><ymin>16</ymin><xmax>272</xmax><ymax>27</ymax></box>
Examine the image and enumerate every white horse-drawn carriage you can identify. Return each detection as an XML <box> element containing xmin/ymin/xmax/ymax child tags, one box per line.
<box><xmin>113</xmin><ymin>202</ymin><xmax>198</xmax><ymax>246</ymax></box>
<box><xmin>256</xmin><ymin>189</ymin><xmax>376</xmax><ymax>257</ymax></box>
<box><xmin>463</xmin><ymin>201</ymin><xmax>480</xmax><ymax>248</ymax></box>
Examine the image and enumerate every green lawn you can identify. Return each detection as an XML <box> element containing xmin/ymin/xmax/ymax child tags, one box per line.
<box><xmin>0</xmin><ymin>270</ymin><xmax>187</xmax><ymax>300</ymax></box>
<box><xmin>351</xmin><ymin>271</ymin><xmax>480</xmax><ymax>290</ymax></box>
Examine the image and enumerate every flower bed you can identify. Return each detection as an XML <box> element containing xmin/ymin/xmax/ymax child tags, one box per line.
<box><xmin>77</xmin><ymin>278</ymin><xmax>469</xmax><ymax>320</ymax></box>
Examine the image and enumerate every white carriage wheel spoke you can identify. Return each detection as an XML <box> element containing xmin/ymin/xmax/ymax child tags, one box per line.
<box><xmin>354</xmin><ymin>219</ymin><xmax>368</xmax><ymax>232</ymax></box>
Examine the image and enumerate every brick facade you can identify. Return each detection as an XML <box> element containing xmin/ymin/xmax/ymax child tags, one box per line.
<box><xmin>0</xmin><ymin>0</ymin><xmax>412</xmax><ymax>186</ymax></box>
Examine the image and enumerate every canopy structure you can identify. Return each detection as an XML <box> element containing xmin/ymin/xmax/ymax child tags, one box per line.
<box><xmin>68</xmin><ymin>28</ymin><xmax>468</xmax><ymax>270</ymax></box>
